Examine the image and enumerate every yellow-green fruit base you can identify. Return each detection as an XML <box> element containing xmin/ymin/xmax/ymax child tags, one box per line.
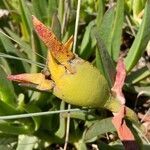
<box><xmin>54</xmin><ymin>60</ymin><xmax>110</xmax><ymax>108</ymax></box>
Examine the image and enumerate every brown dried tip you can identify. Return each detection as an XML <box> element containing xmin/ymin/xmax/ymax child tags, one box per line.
<box><xmin>32</xmin><ymin>15</ymin><xmax>74</xmax><ymax>63</ymax></box>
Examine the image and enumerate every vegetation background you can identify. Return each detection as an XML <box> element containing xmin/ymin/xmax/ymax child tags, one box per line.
<box><xmin>0</xmin><ymin>0</ymin><xmax>150</xmax><ymax>149</ymax></box>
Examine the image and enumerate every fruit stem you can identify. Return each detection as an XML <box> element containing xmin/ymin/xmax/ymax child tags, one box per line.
<box><xmin>104</xmin><ymin>96</ymin><xmax>140</xmax><ymax>128</ymax></box>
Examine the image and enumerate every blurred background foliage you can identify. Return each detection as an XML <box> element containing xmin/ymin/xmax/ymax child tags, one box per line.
<box><xmin>0</xmin><ymin>0</ymin><xmax>150</xmax><ymax>149</ymax></box>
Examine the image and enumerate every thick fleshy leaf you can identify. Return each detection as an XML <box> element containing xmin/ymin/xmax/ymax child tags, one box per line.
<box><xmin>0</xmin><ymin>66</ymin><xmax>16</xmax><ymax>106</ymax></box>
<box><xmin>98</xmin><ymin>0</ymin><xmax>124</xmax><ymax>61</ymax></box>
<box><xmin>24</xmin><ymin>103</ymin><xmax>41</xmax><ymax>131</ymax></box>
<box><xmin>84</xmin><ymin>118</ymin><xmax>116</xmax><ymax>142</ymax></box>
<box><xmin>55</xmin><ymin>101</ymin><xmax>66</xmax><ymax>138</ymax></box>
<box><xmin>0</xmin><ymin>120</ymin><xmax>34</xmax><ymax>135</ymax></box>
<box><xmin>111</xmin><ymin>59</ymin><xmax>139</xmax><ymax>149</ymax></box>
<box><xmin>0</xmin><ymin>100</ymin><xmax>19</xmax><ymax>116</ymax></box>
<box><xmin>94</xmin><ymin>28</ymin><xmax>116</xmax><ymax>88</ymax></box>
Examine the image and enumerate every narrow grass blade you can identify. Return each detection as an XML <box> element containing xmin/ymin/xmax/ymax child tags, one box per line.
<box><xmin>19</xmin><ymin>0</ymin><xmax>32</xmax><ymax>39</ymax></box>
<box><xmin>0</xmin><ymin>109</ymin><xmax>83</xmax><ymax>120</ymax></box>
<box><xmin>0</xmin><ymin>53</ymin><xmax>45</xmax><ymax>69</ymax></box>
<box><xmin>2</xmin><ymin>28</ymin><xmax>46</xmax><ymax>61</ymax></box>
<box><xmin>126</xmin><ymin>66</ymin><xmax>150</xmax><ymax>84</ymax></box>
<box><xmin>125</xmin><ymin>0</ymin><xmax>150</xmax><ymax>72</ymax></box>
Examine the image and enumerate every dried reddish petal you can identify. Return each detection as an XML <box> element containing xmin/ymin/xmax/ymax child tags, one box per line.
<box><xmin>32</xmin><ymin>16</ymin><xmax>74</xmax><ymax>63</ymax></box>
<box><xmin>8</xmin><ymin>73</ymin><xmax>44</xmax><ymax>84</ymax></box>
<box><xmin>112</xmin><ymin>106</ymin><xmax>139</xmax><ymax>150</ymax></box>
<box><xmin>8</xmin><ymin>73</ymin><xmax>54</xmax><ymax>91</ymax></box>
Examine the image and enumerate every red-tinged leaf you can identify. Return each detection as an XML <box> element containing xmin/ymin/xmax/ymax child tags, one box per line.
<box><xmin>111</xmin><ymin>58</ymin><xmax>139</xmax><ymax>149</ymax></box>
<box><xmin>111</xmin><ymin>58</ymin><xmax>126</xmax><ymax>104</ymax></box>
<box><xmin>84</xmin><ymin>117</ymin><xmax>116</xmax><ymax>142</ymax></box>
<box><xmin>112</xmin><ymin>106</ymin><xmax>139</xmax><ymax>150</ymax></box>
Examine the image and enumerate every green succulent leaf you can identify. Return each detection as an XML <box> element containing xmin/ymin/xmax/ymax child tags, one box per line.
<box><xmin>94</xmin><ymin>28</ymin><xmax>116</xmax><ymax>87</ymax></box>
<box><xmin>24</xmin><ymin>102</ymin><xmax>41</xmax><ymax>131</ymax></box>
<box><xmin>126</xmin><ymin>66</ymin><xmax>150</xmax><ymax>84</ymax></box>
<box><xmin>0</xmin><ymin>120</ymin><xmax>34</xmax><ymax>135</ymax></box>
<box><xmin>0</xmin><ymin>66</ymin><xmax>16</xmax><ymax>106</ymax></box>
<box><xmin>84</xmin><ymin>117</ymin><xmax>116</xmax><ymax>142</ymax></box>
<box><xmin>55</xmin><ymin>101</ymin><xmax>66</xmax><ymax>138</ymax></box>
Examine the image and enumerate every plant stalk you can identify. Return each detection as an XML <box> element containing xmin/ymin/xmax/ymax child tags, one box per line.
<box><xmin>104</xmin><ymin>97</ymin><xmax>140</xmax><ymax>127</ymax></box>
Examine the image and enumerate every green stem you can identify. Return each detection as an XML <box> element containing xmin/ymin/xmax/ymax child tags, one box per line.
<box><xmin>104</xmin><ymin>97</ymin><xmax>140</xmax><ymax>127</ymax></box>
